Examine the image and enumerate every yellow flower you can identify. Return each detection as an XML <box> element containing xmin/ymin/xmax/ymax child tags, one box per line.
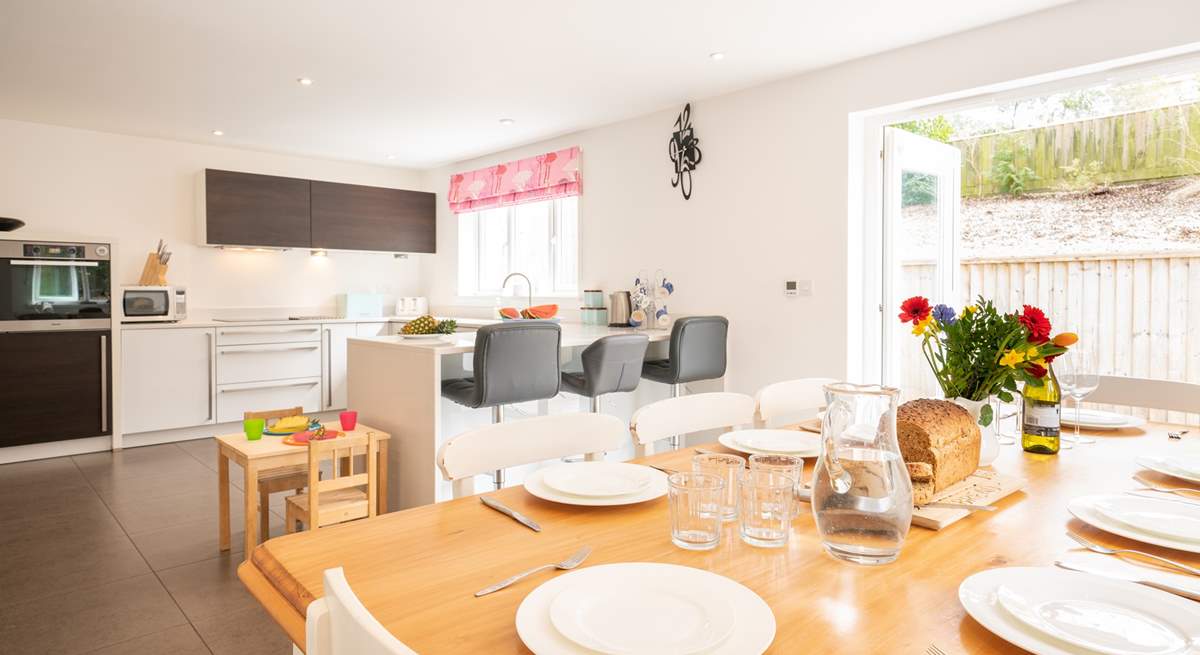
<box><xmin>1000</xmin><ymin>348</ymin><xmax>1026</xmax><ymax>368</ymax></box>
<box><xmin>912</xmin><ymin>316</ymin><xmax>933</xmax><ymax>336</ymax></box>
<box><xmin>961</xmin><ymin>305</ymin><xmax>978</xmax><ymax>317</ymax></box>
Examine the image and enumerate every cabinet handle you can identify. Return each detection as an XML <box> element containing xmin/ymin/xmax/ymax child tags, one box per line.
<box><xmin>206</xmin><ymin>332</ymin><xmax>214</xmax><ymax>422</ymax></box>
<box><xmin>218</xmin><ymin>328</ymin><xmax>320</xmax><ymax>335</ymax></box>
<box><xmin>99</xmin><ymin>334</ymin><xmax>108</xmax><ymax>433</ymax></box>
<box><xmin>218</xmin><ymin>380</ymin><xmax>320</xmax><ymax>393</ymax></box>
<box><xmin>219</xmin><ymin>345</ymin><xmax>320</xmax><ymax>354</ymax></box>
<box><xmin>324</xmin><ymin>328</ymin><xmax>332</xmax><ymax>409</ymax></box>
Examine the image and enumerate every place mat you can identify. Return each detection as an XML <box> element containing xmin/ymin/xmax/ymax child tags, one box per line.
<box><xmin>281</xmin><ymin>429</ymin><xmax>343</xmax><ymax>446</ymax></box>
<box><xmin>913</xmin><ymin>469</ymin><xmax>1026</xmax><ymax>530</ymax></box>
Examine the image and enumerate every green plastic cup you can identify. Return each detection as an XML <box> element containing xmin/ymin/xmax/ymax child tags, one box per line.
<box><xmin>243</xmin><ymin>418</ymin><xmax>265</xmax><ymax>441</ymax></box>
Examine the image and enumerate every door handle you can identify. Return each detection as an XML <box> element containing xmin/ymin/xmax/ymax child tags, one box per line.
<box><xmin>206</xmin><ymin>332</ymin><xmax>214</xmax><ymax>422</ymax></box>
<box><xmin>218</xmin><ymin>328</ymin><xmax>319</xmax><ymax>335</ymax></box>
<box><xmin>99</xmin><ymin>334</ymin><xmax>108</xmax><ymax>433</ymax></box>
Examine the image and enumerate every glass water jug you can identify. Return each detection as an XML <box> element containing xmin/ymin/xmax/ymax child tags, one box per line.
<box><xmin>811</xmin><ymin>382</ymin><xmax>913</xmax><ymax>565</ymax></box>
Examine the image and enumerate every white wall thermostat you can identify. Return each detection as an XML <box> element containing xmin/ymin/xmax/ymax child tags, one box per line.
<box><xmin>785</xmin><ymin>280</ymin><xmax>813</xmax><ymax>297</ymax></box>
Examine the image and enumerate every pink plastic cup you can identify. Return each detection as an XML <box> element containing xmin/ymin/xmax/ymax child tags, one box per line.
<box><xmin>339</xmin><ymin>410</ymin><xmax>358</xmax><ymax>431</ymax></box>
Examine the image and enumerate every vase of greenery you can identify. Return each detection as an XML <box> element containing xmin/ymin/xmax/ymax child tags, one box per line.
<box><xmin>897</xmin><ymin>296</ymin><xmax>1076</xmax><ymax>466</ymax></box>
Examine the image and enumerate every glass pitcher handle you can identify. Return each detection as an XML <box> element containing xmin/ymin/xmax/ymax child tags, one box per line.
<box><xmin>821</xmin><ymin>399</ymin><xmax>853</xmax><ymax>494</ymax></box>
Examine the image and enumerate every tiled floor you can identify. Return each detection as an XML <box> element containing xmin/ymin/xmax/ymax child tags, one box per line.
<box><xmin>0</xmin><ymin>440</ymin><xmax>293</xmax><ymax>655</ymax></box>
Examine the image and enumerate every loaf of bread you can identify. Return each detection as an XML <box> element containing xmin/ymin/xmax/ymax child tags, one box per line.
<box><xmin>896</xmin><ymin>399</ymin><xmax>980</xmax><ymax>504</ymax></box>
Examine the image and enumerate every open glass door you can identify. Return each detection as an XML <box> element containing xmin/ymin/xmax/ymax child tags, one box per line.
<box><xmin>881</xmin><ymin>127</ymin><xmax>961</xmax><ymax>399</ymax></box>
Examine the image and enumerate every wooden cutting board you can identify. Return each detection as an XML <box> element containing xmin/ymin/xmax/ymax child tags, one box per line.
<box><xmin>912</xmin><ymin>468</ymin><xmax>1026</xmax><ymax>530</ymax></box>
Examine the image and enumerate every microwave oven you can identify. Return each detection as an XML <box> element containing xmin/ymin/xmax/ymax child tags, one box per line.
<box><xmin>122</xmin><ymin>286</ymin><xmax>187</xmax><ymax>322</ymax></box>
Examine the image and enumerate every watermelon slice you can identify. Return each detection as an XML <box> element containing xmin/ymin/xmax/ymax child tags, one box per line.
<box><xmin>524</xmin><ymin>304</ymin><xmax>558</xmax><ymax>319</ymax></box>
<box><xmin>499</xmin><ymin>307</ymin><xmax>520</xmax><ymax>319</ymax></box>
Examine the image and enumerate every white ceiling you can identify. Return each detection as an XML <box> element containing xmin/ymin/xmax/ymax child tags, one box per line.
<box><xmin>0</xmin><ymin>1</ymin><xmax>1072</xmax><ymax>168</ymax></box>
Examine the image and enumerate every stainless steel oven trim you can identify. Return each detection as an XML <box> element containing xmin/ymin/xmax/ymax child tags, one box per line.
<box><xmin>0</xmin><ymin>318</ymin><xmax>112</xmax><ymax>332</ymax></box>
<box><xmin>10</xmin><ymin>260</ymin><xmax>100</xmax><ymax>267</ymax></box>
<box><xmin>0</xmin><ymin>239</ymin><xmax>111</xmax><ymax>260</ymax></box>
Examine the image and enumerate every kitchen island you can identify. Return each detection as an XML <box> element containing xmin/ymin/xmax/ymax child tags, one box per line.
<box><xmin>347</xmin><ymin>323</ymin><xmax>675</xmax><ymax>509</ymax></box>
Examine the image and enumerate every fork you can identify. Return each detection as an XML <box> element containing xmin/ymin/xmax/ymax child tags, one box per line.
<box><xmin>1066</xmin><ymin>532</ymin><xmax>1200</xmax><ymax>577</ymax></box>
<box><xmin>925</xmin><ymin>645</ymin><xmax>947</xmax><ymax>655</ymax></box>
<box><xmin>1132</xmin><ymin>474</ymin><xmax>1200</xmax><ymax>500</ymax></box>
<box><xmin>474</xmin><ymin>545</ymin><xmax>592</xmax><ymax>597</ymax></box>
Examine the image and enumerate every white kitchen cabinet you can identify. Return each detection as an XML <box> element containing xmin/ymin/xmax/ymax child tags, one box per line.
<box><xmin>122</xmin><ymin>328</ymin><xmax>215</xmax><ymax>434</ymax></box>
<box><xmin>216</xmin><ymin>342</ymin><xmax>322</xmax><ymax>385</ymax></box>
<box><xmin>216</xmin><ymin>378</ymin><xmax>322</xmax><ymax>423</ymax></box>
<box><xmin>322</xmin><ymin>323</ymin><xmax>357</xmax><ymax>410</ymax></box>
<box><xmin>355</xmin><ymin>322</ymin><xmax>388</xmax><ymax>337</ymax></box>
<box><xmin>215</xmin><ymin>324</ymin><xmax>321</xmax><ymax>346</ymax></box>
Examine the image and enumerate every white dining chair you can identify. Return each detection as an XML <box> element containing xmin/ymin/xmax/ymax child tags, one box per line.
<box><xmin>1086</xmin><ymin>375</ymin><xmax>1200</xmax><ymax>416</ymax></box>
<box><xmin>752</xmin><ymin>377</ymin><xmax>838</xmax><ymax>428</ymax></box>
<box><xmin>437</xmin><ymin>412</ymin><xmax>628</xmax><ymax>498</ymax></box>
<box><xmin>302</xmin><ymin>567</ymin><xmax>417</xmax><ymax>655</ymax></box>
<box><xmin>629</xmin><ymin>391</ymin><xmax>756</xmax><ymax>457</ymax></box>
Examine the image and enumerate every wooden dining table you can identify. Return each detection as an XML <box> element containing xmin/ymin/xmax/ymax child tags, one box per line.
<box><xmin>238</xmin><ymin>423</ymin><xmax>1200</xmax><ymax>654</ymax></box>
<box><xmin>217</xmin><ymin>423</ymin><xmax>390</xmax><ymax>559</ymax></box>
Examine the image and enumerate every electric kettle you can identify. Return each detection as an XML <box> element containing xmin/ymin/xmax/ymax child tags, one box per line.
<box><xmin>608</xmin><ymin>291</ymin><xmax>632</xmax><ymax>327</ymax></box>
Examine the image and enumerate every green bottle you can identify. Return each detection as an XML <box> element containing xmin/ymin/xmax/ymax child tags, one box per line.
<box><xmin>1022</xmin><ymin>364</ymin><xmax>1061</xmax><ymax>454</ymax></box>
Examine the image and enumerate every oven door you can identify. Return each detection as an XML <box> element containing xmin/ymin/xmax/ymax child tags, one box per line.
<box><xmin>0</xmin><ymin>258</ymin><xmax>112</xmax><ymax>331</ymax></box>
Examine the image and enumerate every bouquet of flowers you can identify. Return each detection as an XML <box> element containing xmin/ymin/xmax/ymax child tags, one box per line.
<box><xmin>897</xmin><ymin>296</ymin><xmax>1077</xmax><ymax>425</ymax></box>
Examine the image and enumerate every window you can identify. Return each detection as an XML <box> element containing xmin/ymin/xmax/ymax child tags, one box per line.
<box><xmin>31</xmin><ymin>264</ymin><xmax>81</xmax><ymax>302</ymax></box>
<box><xmin>457</xmin><ymin>196</ymin><xmax>579</xmax><ymax>297</ymax></box>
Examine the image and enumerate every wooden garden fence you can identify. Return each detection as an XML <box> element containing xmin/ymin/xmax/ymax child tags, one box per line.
<box><xmin>901</xmin><ymin>253</ymin><xmax>1200</xmax><ymax>425</ymax></box>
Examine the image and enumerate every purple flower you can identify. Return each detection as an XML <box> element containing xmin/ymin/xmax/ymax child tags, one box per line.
<box><xmin>932</xmin><ymin>304</ymin><xmax>957</xmax><ymax>325</ymax></box>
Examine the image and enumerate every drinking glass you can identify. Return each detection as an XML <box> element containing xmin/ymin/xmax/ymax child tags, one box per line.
<box><xmin>692</xmin><ymin>453</ymin><xmax>745</xmax><ymax>522</ymax></box>
<box><xmin>339</xmin><ymin>410</ymin><xmax>358</xmax><ymax>431</ymax></box>
<box><xmin>739</xmin><ymin>470</ymin><xmax>795</xmax><ymax>548</ymax></box>
<box><xmin>243</xmin><ymin>418</ymin><xmax>265</xmax><ymax>441</ymax></box>
<box><xmin>667</xmin><ymin>472</ymin><xmax>724</xmax><ymax>551</ymax></box>
<box><xmin>812</xmin><ymin>382</ymin><xmax>913</xmax><ymax>565</ymax></box>
<box><xmin>749</xmin><ymin>453</ymin><xmax>805</xmax><ymax>519</ymax></box>
<box><xmin>1058</xmin><ymin>349</ymin><xmax>1099</xmax><ymax>445</ymax></box>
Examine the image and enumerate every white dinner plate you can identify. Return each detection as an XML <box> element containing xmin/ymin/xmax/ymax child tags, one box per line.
<box><xmin>541</xmin><ymin>462</ymin><xmax>653</xmax><ymax>498</ymax></box>
<box><xmin>517</xmin><ymin>563</ymin><xmax>775</xmax><ymax>655</ymax></box>
<box><xmin>1136</xmin><ymin>455</ymin><xmax>1200</xmax><ymax>485</ymax></box>
<box><xmin>960</xmin><ymin>567</ymin><xmax>1200</xmax><ymax>655</ymax></box>
<box><xmin>1060</xmin><ymin>409</ymin><xmax>1146</xmax><ymax>430</ymax></box>
<box><xmin>1067</xmin><ymin>494</ymin><xmax>1200</xmax><ymax>554</ymax></box>
<box><xmin>1092</xmin><ymin>495</ymin><xmax>1200</xmax><ymax>542</ymax></box>
<box><xmin>718</xmin><ymin>430</ymin><xmax>821</xmax><ymax>458</ymax></box>
<box><xmin>524</xmin><ymin>466</ymin><xmax>667</xmax><ymax>506</ymax></box>
<box><xmin>549</xmin><ymin>568</ymin><xmax>736</xmax><ymax>654</ymax></box>
<box><xmin>399</xmin><ymin>333</ymin><xmax>446</xmax><ymax>340</ymax></box>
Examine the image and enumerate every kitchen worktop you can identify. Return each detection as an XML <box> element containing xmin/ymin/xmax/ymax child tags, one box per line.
<box><xmin>119</xmin><ymin>315</ymin><xmax>499</xmax><ymax>330</ymax></box>
<box><xmin>350</xmin><ymin>322</ymin><xmax>670</xmax><ymax>355</ymax></box>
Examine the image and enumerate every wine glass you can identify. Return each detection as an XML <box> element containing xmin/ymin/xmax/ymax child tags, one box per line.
<box><xmin>1058</xmin><ymin>348</ymin><xmax>1100</xmax><ymax>445</ymax></box>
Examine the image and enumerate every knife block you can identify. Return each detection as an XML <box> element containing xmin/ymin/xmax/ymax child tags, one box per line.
<box><xmin>137</xmin><ymin>252</ymin><xmax>168</xmax><ymax>285</ymax></box>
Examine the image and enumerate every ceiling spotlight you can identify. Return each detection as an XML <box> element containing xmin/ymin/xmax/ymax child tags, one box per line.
<box><xmin>211</xmin><ymin>129</ymin><xmax>224</xmax><ymax>136</ymax></box>
<box><xmin>709</xmin><ymin>52</ymin><xmax>725</xmax><ymax>61</ymax></box>
<box><xmin>297</xmin><ymin>77</ymin><xmax>314</xmax><ymax>86</ymax></box>
<box><xmin>498</xmin><ymin>118</ymin><xmax>515</xmax><ymax>126</ymax></box>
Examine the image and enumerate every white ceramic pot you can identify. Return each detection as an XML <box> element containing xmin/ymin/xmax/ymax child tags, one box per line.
<box><xmin>949</xmin><ymin>396</ymin><xmax>1000</xmax><ymax>467</ymax></box>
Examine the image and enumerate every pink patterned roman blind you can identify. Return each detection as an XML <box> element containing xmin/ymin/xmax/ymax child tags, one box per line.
<box><xmin>447</xmin><ymin>146</ymin><xmax>581</xmax><ymax>213</ymax></box>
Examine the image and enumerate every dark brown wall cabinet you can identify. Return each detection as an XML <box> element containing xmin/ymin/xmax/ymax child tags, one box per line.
<box><xmin>200</xmin><ymin>169</ymin><xmax>436</xmax><ymax>253</ymax></box>
<box><xmin>311</xmin><ymin>181</ymin><xmax>436</xmax><ymax>253</ymax></box>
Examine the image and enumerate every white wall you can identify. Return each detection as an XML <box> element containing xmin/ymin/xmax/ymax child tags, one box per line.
<box><xmin>0</xmin><ymin>118</ymin><xmax>429</xmax><ymax>313</ymax></box>
<box><xmin>422</xmin><ymin>0</ymin><xmax>1200</xmax><ymax>395</ymax></box>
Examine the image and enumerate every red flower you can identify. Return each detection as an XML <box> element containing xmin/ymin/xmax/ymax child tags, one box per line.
<box><xmin>1044</xmin><ymin>354</ymin><xmax>1058</xmax><ymax>364</ymax></box>
<box><xmin>898</xmin><ymin>296</ymin><xmax>931</xmax><ymax>324</ymax></box>
<box><xmin>1018</xmin><ymin>305</ymin><xmax>1051</xmax><ymax>344</ymax></box>
<box><xmin>1026</xmin><ymin>363</ymin><xmax>1047</xmax><ymax>379</ymax></box>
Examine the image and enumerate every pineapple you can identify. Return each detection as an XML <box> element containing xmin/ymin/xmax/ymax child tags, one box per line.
<box><xmin>435</xmin><ymin>319</ymin><xmax>457</xmax><ymax>334</ymax></box>
<box><xmin>401</xmin><ymin>315</ymin><xmax>438</xmax><ymax>334</ymax></box>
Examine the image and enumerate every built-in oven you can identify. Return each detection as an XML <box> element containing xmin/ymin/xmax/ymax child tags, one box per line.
<box><xmin>0</xmin><ymin>240</ymin><xmax>112</xmax><ymax>448</ymax></box>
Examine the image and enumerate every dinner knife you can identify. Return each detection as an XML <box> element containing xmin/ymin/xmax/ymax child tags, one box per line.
<box><xmin>481</xmin><ymin>496</ymin><xmax>541</xmax><ymax>532</ymax></box>
<box><xmin>1055</xmin><ymin>558</ymin><xmax>1200</xmax><ymax>601</ymax></box>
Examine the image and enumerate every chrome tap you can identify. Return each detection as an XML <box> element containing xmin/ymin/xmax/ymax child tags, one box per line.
<box><xmin>502</xmin><ymin>272</ymin><xmax>533</xmax><ymax>309</ymax></box>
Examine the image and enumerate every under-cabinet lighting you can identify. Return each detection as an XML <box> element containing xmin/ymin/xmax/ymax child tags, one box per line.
<box><xmin>498</xmin><ymin>118</ymin><xmax>515</xmax><ymax>126</ymax></box>
<box><xmin>297</xmin><ymin>77</ymin><xmax>314</xmax><ymax>86</ymax></box>
<box><xmin>709</xmin><ymin>52</ymin><xmax>725</xmax><ymax>61</ymax></box>
<box><xmin>211</xmin><ymin>129</ymin><xmax>225</xmax><ymax>136</ymax></box>
<box><xmin>310</xmin><ymin>249</ymin><xmax>328</xmax><ymax>257</ymax></box>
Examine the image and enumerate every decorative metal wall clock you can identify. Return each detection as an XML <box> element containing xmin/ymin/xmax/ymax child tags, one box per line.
<box><xmin>668</xmin><ymin>103</ymin><xmax>702</xmax><ymax>200</ymax></box>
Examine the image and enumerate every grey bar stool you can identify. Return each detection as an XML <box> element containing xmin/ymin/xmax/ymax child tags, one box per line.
<box><xmin>641</xmin><ymin>316</ymin><xmax>729</xmax><ymax>449</ymax></box>
<box><xmin>441</xmin><ymin>321</ymin><xmax>562</xmax><ymax>488</ymax></box>
<box><xmin>560</xmin><ymin>334</ymin><xmax>650</xmax><ymax>413</ymax></box>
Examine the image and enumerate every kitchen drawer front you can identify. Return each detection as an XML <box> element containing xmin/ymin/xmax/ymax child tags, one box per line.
<box><xmin>216</xmin><ymin>378</ymin><xmax>321</xmax><ymax>423</ymax></box>
<box><xmin>215</xmin><ymin>325</ymin><xmax>322</xmax><ymax>346</ymax></box>
<box><xmin>216</xmin><ymin>343</ymin><xmax>321</xmax><ymax>384</ymax></box>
